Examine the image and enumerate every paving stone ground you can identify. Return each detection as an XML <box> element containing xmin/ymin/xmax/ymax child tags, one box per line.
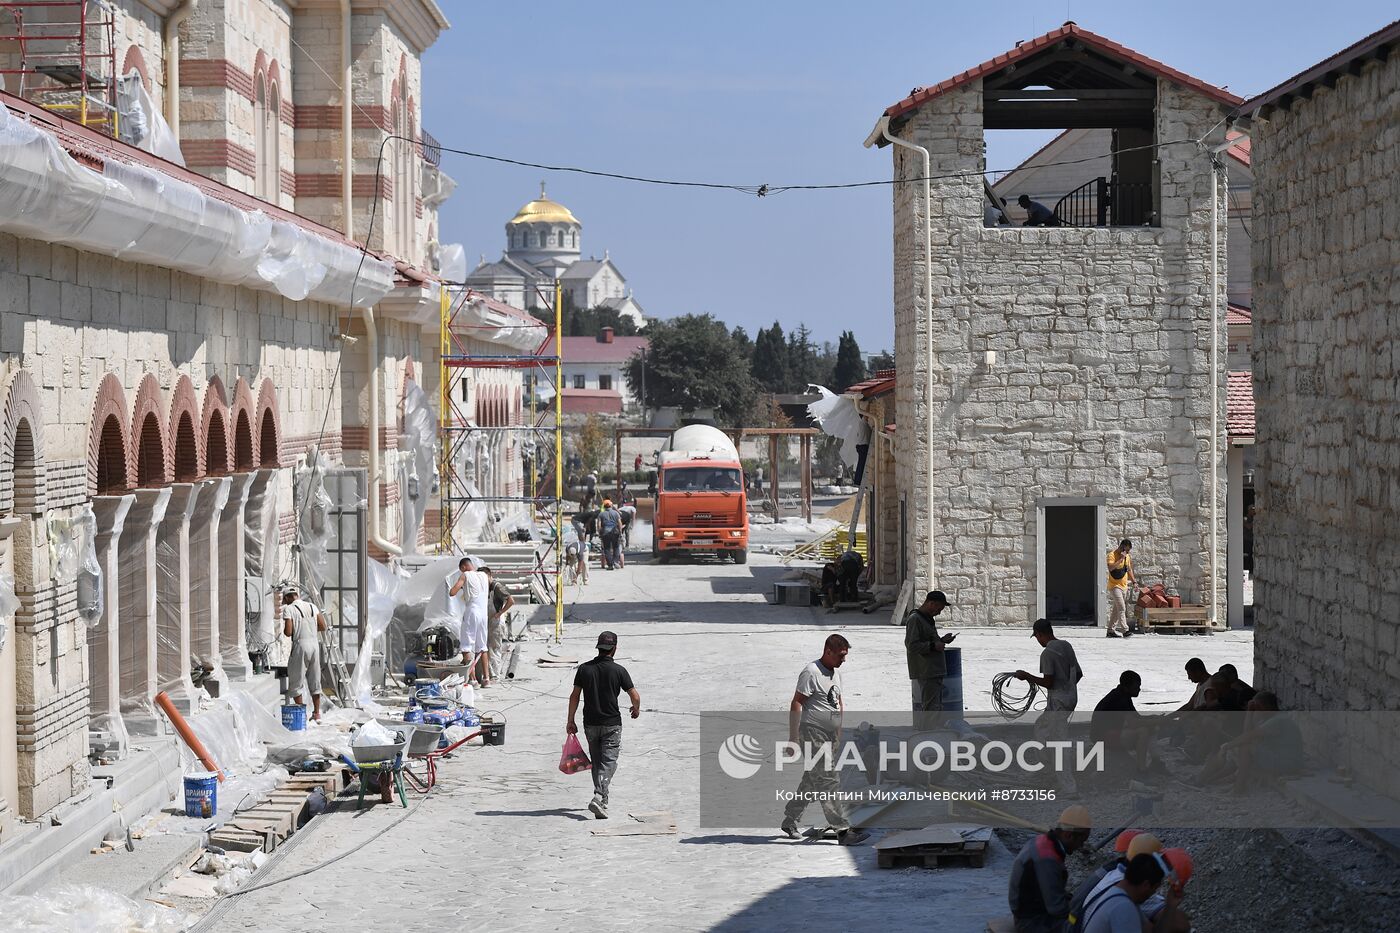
<box><xmin>201</xmin><ymin>532</ymin><xmax>1253</xmax><ymax>933</ymax></box>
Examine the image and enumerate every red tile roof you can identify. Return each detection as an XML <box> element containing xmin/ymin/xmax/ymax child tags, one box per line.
<box><xmin>845</xmin><ymin>368</ymin><xmax>896</xmax><ymax>398</ymax></box>
<box><xmin>1243</xmin><ymin>19</ymin><xmax>1400</xmax><ymax>116</ymax></box>
<box><xmin>884</xmin><ymin>24</ymin><xmax>1242</xmax><ymax>120</ymax></box>
<box><xmin>1225</xmin><ymin>132</ymin><xmax>1251</xmax><ymax>168</ymax></box>
<box><xmin>562</xmin><ymin>388</ymin><xmax>622</xmax><ymax>415</ymax></box>
<box><xmin>1227</xmin><ymin>303</ymin><xmax>1252</xmax><ymax>326</ymax></box>
<box><xmin>558</xmin><ymin>335</ymin><xmax>649</xmax><ymax>365</ymax></box>
<box><xmin>1227</xmin><ymin>370</ymin><xmax>1254</xmax><ymax>439</ymax></box>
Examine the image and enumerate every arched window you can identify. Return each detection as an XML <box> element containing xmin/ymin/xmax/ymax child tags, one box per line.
<box><xmin>254</xmin><ymin>75</ymin><xmax>267</xmax><ymax>196</ymax></box>
<box><xmin>254</xmin><ymin>74</ymin><xmax>279</xmax><ymax>201</ymax></box>
<box><xmin>394</xmin><ymin>103</ymin><xmax>415</xmax><ymax>259</ymax></box>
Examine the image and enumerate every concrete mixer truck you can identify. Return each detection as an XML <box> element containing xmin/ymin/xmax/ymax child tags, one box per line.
<box><xmin>652</xmin><ymin>424</ymin><xmax>748</xmax><ymax>564</ymax></box>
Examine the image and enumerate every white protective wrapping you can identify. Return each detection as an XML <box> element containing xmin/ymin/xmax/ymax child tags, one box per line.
<box><xmin>295</xmin><ymin>449</ymin><xmax>337</xmax><ymax>596</ymax></box>
<box><xmin>398</xmin><ymin>378</ymin><xmax>439</xmax><ymax>555</ymax></box>
<box><xmin>437</xmin><ymin>242</ymin><xmax>467</xmax><ymax>283</ymax></box>
<box><xmin>0</xmin><ymin>569</ymin><xmax>17</xmax><ymax>653</ymax></box>
<box><xmin>52</xmin><ymin>505</ymin><xmax>103</xmax><ymax>626</ymax></box>
<box><xmin>0</xmin><ymin>885</ymin><xmax>191</xmax><ymax>932</ymax></box>
<box><xmin>116</xmin><ymin>70</ymin><xmax>185</xmax><ymax>165</ymax></box>
<box><xmin>0</xmin><ymin>101</ymin><xmax>394</xmax><ymax>307</ymax></box>
<box><xmin>807</xmin><ymin>385</ymin><xmax>872</xmax><ymax>469</ymax></box>
<box><xmin>349</xmin><ymin>559</ymin><xmax>406</xmax><ymax>708</ymax></box>
<box><xmin>456</xmin><ymin>290</ymin><xmax>548</xmax><ymax>351</ymax></box>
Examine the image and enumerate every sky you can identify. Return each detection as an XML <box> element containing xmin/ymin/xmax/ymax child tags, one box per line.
<box><xmin>422</xmin><ymin>1</ymin><xmax>1395</xmax><ymax>352</ymax></box>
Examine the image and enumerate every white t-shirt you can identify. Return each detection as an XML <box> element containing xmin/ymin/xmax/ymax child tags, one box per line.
<box><xmin>1080</xmin><ymin>887</ymin><xmax>1144</xmax><ymax>933</ymax></box>
<box><xmin>281</xmin><ymin>599</ymin><xmax>319</xmax><ymax>644</ymax></box>
<box><xmin>795</xmin><ymin>660</ymin><xmax>842</xmax><ymax>733</ymax></box>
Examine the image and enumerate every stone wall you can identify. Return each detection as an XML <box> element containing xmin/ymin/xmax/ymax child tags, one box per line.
<box><xmin>889</xmin><ymin>80</ymin><xmax>1230</xmax><ymax>625</ymax></box>
<box><xmin>1251</xmin><ymin>52</ymin><xmax>1400</xmax><ymax>736</ymax></box>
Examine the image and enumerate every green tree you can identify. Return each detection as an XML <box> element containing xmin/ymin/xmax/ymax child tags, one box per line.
<box><xmin>868</xmin><ymin>349</ymin><xmax>895</xmax><ymax>373</ymax></box>
<box><xmin>730</xmin><ymin>325</ymin><xmax>753</xmax><ymax>361</ymax></box>
<box><xmin>623</xmin><ymin>314</ymin><xmax>756</xmax><ymax>426</ymax></box>
<box><xmin>751</xmin><ymin>322</ymin><xmax>790</xmax><ymax>393</ymax></box>
<box><xmin>832</xmin><ymin>331</ymin><xmax>867</xmax><ymax>391</ymax></box>
<box><xmin>576</xmin><ymin>413</ymin><xmax>610</xmax><ymax>474</ymax></box>
<box><xmin>533</xmin><ymin>302</ymin><xmax>641</xmax><ymax>337</ymax></box>
<box><xmin>786</xmin><ymin>323</ymin><xmax>823</xmax><ymax>391</ymax></box>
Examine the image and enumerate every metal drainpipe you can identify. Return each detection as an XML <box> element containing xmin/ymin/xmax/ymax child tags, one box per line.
<box><xmin>362</xmin><ymin>306</ymin><xmax>402</xmax><ymax>557</ymax></box>
<box><xmin>866</xmin><ymin>115</ymin><xmax>935</xmax><ymax>592</ymax></box>
<box><xmin>1209</xmin><ymin>155</ymin><xmax>1223</xmax><ymax>625</ymax></box>
<box><xmin>163</xmin><ymin>0</ymin><xmax>199</xmax><ymax>137</ymax></box>
<box><xmin>340</xmin><ymin>0</ymin><xmax>354</xmax><ymax>240</ymax></box>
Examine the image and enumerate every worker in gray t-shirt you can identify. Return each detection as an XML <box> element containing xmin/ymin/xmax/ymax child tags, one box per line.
<box><xmin>1016</xmin><ymin>618</ymin><xmax>1082</xmax><ymax>710</ymax></box>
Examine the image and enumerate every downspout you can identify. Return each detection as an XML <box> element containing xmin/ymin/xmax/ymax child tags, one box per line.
<box><xmin>163</xmin><ymin>0</ymin><xmax>199</xmax><ymax>138</ymax></box>
<box><xmin>361</xmin><ymin>306</ymin><xmax>401</xmax><ymax>557</ymax></box>
<box><xmin>1206</xmin><ymin>134</ymin><xmax>1240</xmax><ymax>625</ymax></box>
<box><xmin>866</xmin><ymin>114</ymin><xmax>935</xmax><ymax>592</ymax></box>
<box><xmin>340</xmin><ymin>0</ymin><xmax>354</xmax><ymax>239</ymax></box>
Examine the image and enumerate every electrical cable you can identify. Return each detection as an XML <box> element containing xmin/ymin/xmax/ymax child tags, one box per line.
<box><xmin>991</xmin><ymin>671</ymin><xmax>1041</xmax><ymax>718</ymax></box>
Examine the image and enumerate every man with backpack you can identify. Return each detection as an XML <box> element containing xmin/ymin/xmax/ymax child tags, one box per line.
<box><xmin>598</xmin><ymin>499</ymin><xmax>624</xmax><ymax>570</ymax></box>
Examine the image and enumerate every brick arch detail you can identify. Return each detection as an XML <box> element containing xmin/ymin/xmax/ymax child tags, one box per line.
<box><xmin>0</xmin><ymin>368</ymin><xmax>47</xmax><ymax>514</ymax></box>
<box><xmin>121</xmin><ymin>46</ymin><xmax>150</xmax><ymax>90</ymax></box>
<box><xmin>231</xmin><ymin>377</ymin><xmax>258</xmax><ymax>471</ymax></box>
<box><xmin>201</xmin><ymin>376</ymin><xmax>232</xmax><ymax>477</ymax></box>
<box><xmin>88</xmin><ymin>373</ymin><xmax>133</xmax><ymax>496</ymax></box>
<box><xmin>168</xmin><ymin>373</ymin><xmax>203</xmax><ymax>482</ymax></box>
<box><xmin>253</xmin><ymin>49</ymin><xmax>268</xmax><ymax>88</ymax></box>
<box><xmin>255</xmin><ymin>377</ymin><xmax>282</xmax><ymax>468</ymax></box>
<box><xmin>131</xmin><ymin>372</ymin><xmax>171</xmax><ymax>487</ymax></box>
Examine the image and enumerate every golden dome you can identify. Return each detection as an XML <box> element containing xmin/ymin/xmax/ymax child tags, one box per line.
<box><xmin>508</xmin><ymin>183</ymin><xmax>580</xmax><ymax>226</ymax></box>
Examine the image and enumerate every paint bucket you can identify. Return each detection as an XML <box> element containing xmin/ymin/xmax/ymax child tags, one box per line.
<box><xmin>403</xmin><ymin>708</ymin><xmax>424</xmax><ymax>724</ymax></box>
<box><xmin>413</xmin><ymin>678</ymin><xmax>441</xmax><ymax>698</ymax></box>
<box><xmin>281</xmin><ymin>703</ymin><xmax>307</xmax><ymax>731</ymax></box>
<box><xmin>183</xmin><ymin>772</ymin><xmax>218</xmax><ymax>818</ymax></box>
<box><xmin>942</xmin><ymin>647</ymin><xmax>964</xmax><ymax>713</ymax></box>
<box><xmin>481</xmin><ymin>712</ymin><xmax>506</xmax><ymax>746</ymax></box>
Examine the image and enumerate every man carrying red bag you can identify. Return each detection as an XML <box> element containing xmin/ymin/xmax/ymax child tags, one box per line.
<box><xmin>566</xmin><ymin>631</ymin><xmax>641</xmax><ymax>819</ymax></box>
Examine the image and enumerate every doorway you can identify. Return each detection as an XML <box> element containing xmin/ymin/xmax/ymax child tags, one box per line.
<box><xmin>1037</xmin><ymin>499</ymin><xmax>1104</xmax><ymax>625</ymax></box>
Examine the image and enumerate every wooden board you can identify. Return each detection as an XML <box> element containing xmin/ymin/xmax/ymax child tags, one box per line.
<box><xmin>1139</xmin><ymin>606</ymin><xmax>1210</xmax><ymax>623</ymax></box>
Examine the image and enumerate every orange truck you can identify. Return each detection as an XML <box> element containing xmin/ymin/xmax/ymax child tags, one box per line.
<box><xmin>651</xmin><ymin>424</ymin><xmax>749</xmax><ymax>564</ymax></box>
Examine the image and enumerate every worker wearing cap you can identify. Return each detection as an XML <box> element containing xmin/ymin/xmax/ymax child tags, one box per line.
<box><xmin>904</xmin><ymin>590</ymin><xmax>957</xmax><ymax>729</ymax></box>
<box><xmin>1017</xmin><ymin>619</ymin><xmax>1083</xmax><ymax>793</ymax></box>
<box><xmin>281</xmin><ymin>588</ymin><xmax>327</xmax><ymax>723</ymax></box>
<box><xmin>567</xmin><ymin>631</ymin><xmax>640</xmax><ymax>819</ymax></box>
<box><xmin>1068</xmin><ymin>831</ymin><xmax>1159</xmax><ymax>927</ymax></box>
<box><xmin>1008</xmin><ymin>805</ymin><xmax>1091</xmax><ymax>932</ymax></box>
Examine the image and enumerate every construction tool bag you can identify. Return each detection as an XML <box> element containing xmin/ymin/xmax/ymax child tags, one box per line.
<box><xmin>559</xmin><ymin>734</ymin><xmax>592</xmax><ymax>774</ymax></box>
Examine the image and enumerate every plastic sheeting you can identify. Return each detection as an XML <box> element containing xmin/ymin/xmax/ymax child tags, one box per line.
<box><xmin>245</xmin><ymin>489</ymin><xmax>285</xmax><ymax>667</ymax></box>
<box><xmin>153</xmin><ymin>534</ymin><xmax>199</xmax><ymax>714</ymax></box>
<box><xmin>349</xmin><ymin>560</ymin><xmax>406</xmax><ymax>708</ymax></box>
<box><xmin>295</xmin><ymin>449</ymin><xmax>337</xmax><ymax>597</ymax></box>
<box><xmin>807</xmin><ymin>385</ymin><xmax>872</xmax><ymax>469</ymax></box>
<box><xmin>116</xmin><ymin>70</ymin><xmax>185</xmax><ymax>166</ymax></box>
<box><xmin>52</xmin><ymin>505</ymin><xmax>103</xmax><ymax>626</ymax></box>
<box><xmin>398</xmin><ymin>378</ymin><xmax>439</xmax><ymax>556</ymax></box>
<box><xmin>0</xmin><ymin>569</ymin><xmax>16</xmax><ymax>653</ymax></box>
<box><xmin>453</xmin><ymin>289</ymin><xmax>548</xmax><ymax>351</ymax></box>
<box><xmin>437</xmin><ymin>242</ymin><xmax>467</xmax><ymax>283</ymax></box>
<box><xmin>0</xmin><ymin>100</ymin><xmax>394</xmax><ymax>307</ymax></box>
<box><xmin>0</xmin><ymin>885</ymin><xmax>191</xmax><ymax>932</ymax></box>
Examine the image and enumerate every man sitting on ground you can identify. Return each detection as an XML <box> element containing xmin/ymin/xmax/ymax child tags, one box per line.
<box><xmin>1090</xmin><ymin>671</ymin><xmax>1160</xmax><ymax>776</ymax></box>
<box><xmin>1007</xmin><ymin>805</ymin><xmax>1091</xmax><ymax>932</ymax></box>
<box><xmin>1214</xmin><ymin>663</ymin><xmax>1257</xmax><ymax>711</ymax></box>
<box><xmin>1193</xmin><ymin>691</ymin><xmax>1304</xmax><ymax>792</ymax></box>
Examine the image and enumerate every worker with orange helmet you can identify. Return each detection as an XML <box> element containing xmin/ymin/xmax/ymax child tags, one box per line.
<box><xmin>1008</xmin><ymin>805</ymin><xmax>1091</xmax><ymax>932</ymax></box>
<box><xmin>1076</xmin><ymin>839</ymin><xmax>1193</xmax><ymax>932</ymax></box>
<box><xmin>1067</xmin><ymin>830</ymin><xmax>1150</xmax><ymax>926</ymax></box>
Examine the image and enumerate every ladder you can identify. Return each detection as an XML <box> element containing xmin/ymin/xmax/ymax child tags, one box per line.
<box><xmin>320</xmin><ymin>627</ymin><xmax>352</xmax><ymax>702</ymax></box>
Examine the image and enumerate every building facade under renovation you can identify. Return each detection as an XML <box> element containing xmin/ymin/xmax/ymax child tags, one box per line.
<box><xmin>870</xmin><ymin>25</ymin><xmax>1233</xmax><ymax>627</ymax></box>
<box><xmin>0</xmin><ymin>0</ymin><xmax>543</xmax><ymax>881</ymax></box>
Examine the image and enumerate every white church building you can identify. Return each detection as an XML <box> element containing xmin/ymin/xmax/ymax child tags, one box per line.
<box><xmin>465</xmin><ymin>186</ymin><xmax>645</xmax><ymax>325</ymax></box>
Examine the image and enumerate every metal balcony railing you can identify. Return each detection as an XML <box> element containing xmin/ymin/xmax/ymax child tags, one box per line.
<box><xmin>421</xmin><ymin>128</ymin><xmax>441</xmax><ymax>167</ymax></box>
<box><xmin>1053</xmin><ymin>177</ymin><xmax>1155</xmax><ymax>227</ymax></box>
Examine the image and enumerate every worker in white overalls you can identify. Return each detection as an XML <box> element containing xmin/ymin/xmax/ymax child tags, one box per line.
<box><xmin>282</xmin><ymin>587</ymin><xmax>328</xmax><ymax>722</ymax></box>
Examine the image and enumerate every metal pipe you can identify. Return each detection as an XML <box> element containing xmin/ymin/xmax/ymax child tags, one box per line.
<box><xmin>163</xmin><ymin>0</ymin><xmax>199</xmax><ymax>138</ymax></box>
<box><xmin>867</xmin><ymin>115</ymin><xmax>935</xmax><ymax>593</ymax></box>
<box><xmin>1209</xmin><ymin>157</ymin><xmax>1222</xmax><ymax>625</ymax></box>
<box><xmin>340</xmin><ymin>0</ymin><xmax>353</xmax><ymax>239</ymax></box>
<box><xmin>155</xmin><ymin>690</ymin><xmax>223</xmax><ymax>781</ymax></box>
<box><xmin>362</xmin><ymin>306</ymin><xmax>402</xmax><ymax>556</ymax></box>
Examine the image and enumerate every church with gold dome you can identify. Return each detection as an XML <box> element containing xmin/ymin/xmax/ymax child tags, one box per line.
<box><xmin>464</xmin><ymin>184</ymin><xmax>645</xmax><ymax>326</ymax></box>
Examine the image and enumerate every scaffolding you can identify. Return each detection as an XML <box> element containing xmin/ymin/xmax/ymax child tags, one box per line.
<box><xmin>0</xmin><ymin>1</ymin><xmax>119</xmax><ymax>135</ymax></box>
<box><xmin>438</xmin><ymin>283</ymin><xmax>565</xmax><ymax>641</ymax></box>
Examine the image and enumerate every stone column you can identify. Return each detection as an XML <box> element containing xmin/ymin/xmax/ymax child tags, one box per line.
<box><xmin>117</xmin><ymin>488</ymin><xmax>171</xmax><ymax>735</ymax></box>
<box><xmin>88</xmin><ymin>494</ymin><xmax>133</xmax><ymax>758</ymax></box>
<box><xmin>217</xmin><ymin>473</ymin><xmax>255</xmax><ymax>680</ymax></box>
<box><xmin>0</xmin><ymin>517</ymin><xmax>20</xmax><ymax>841</ymax></box>
<box><xmin>155</xmin><ymin>483</ymin><xmax>198</xmax><ymax>714</ymax></box>
<box><xmin>244</xmin><ymin>469</ymin><xmax>278</xmax><ymax>663</ymax></box>
<box><xmin>189</xmin><ymin>477</ymin><xmax>230</xmax><ymax>671</ymax></box>
<box><xmin>1227</xmin><ymin>446</ymin><xmax>1245</xmax><ymax>629</ymax></box>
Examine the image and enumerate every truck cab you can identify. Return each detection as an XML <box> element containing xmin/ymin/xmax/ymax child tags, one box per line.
<box><xmin>652</xmin><ymin>432</ymin><xmax>749</xmax><ymax>563</ymax></box>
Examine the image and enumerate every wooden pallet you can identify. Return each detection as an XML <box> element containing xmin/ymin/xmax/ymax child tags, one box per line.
<box><xmin>1139</xmin><ymin>606</ymin><xmax>1216</xmax><ymax>633</ymax></box>
<box><xmin>874</xmin><ymin>826</ymin><xmax>991</xmax><ymax>869</ymax></box>
<box><xmin>208</xmin><ymin>771</ymin><xmax>340</xmax><ymax>854</ymax></box>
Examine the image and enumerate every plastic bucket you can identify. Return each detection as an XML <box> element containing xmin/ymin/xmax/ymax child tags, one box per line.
<box><xmin>481</xmin><ymin>717</ymin><xmax>506</xmax><ymax>746</ymax></box>
<box><xmin>413</xmin><ymin>679</ymin><xmax>441</xmax><ymax>698</ymax></box>
<box><xmin>184</xmin><ymin>772</ymin><xmax>218</xmax><ymax>818</ymax></box>
<box><xmin>281</xmin><ymin>703</ymin><xmax>307</xmax><ymax>731</ymax></box>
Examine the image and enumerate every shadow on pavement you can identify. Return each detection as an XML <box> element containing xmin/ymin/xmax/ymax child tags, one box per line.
<box><xmin>476</xmin><ymin>808</ymin><xmax>591</xmax><ymax>822</ymax></box>
<box><xmin>679</xmin><ymin>833</ymin><xmax>790</xmax><ymax>846</ymax></box>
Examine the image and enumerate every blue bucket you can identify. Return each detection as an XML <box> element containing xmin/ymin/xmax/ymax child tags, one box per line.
<box><xmin>281</xmin><ymin>703</ymin><xmax>307</xmax><ymax>731</ymax></box>
<box><xmin>403</xmin><ymin>708</ymin><xmax>424</xmax><ymax>724</ymax></box>
<box><xmin>413</xmin><ymin>678</ymin><xmax>441</xmax><ymax>698</ymax></box>
<box><xmin>183</xmin><ymin>772</ymin><xmax>218</xmax><ymax>818</ymax></box>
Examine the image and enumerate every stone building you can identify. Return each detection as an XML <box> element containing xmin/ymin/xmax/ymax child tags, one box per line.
<box><xmin>465</xmin><ymin>186</ymin><xmax>646</xmax><ymax>325</ymax></box>
<box><xmin>1242</xmin><ymin>22</ymin><xmax>1400</xmax><ymax>768</ymax></box>
<box><xmin>0</xmin><ymin>0</ymin><xmax>487</xmax><ymax>880</ymax></box>
<box><xmin>867</xmin><ymin>24</ymin><xmax>1234</xmax><ymax>627</ymax></box>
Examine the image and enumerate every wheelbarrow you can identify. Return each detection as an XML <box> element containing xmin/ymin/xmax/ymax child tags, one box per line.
<box><xmin>351</xmin><ymin>725</ymin><xmax>415</xmax><ymax>808</ymax></box>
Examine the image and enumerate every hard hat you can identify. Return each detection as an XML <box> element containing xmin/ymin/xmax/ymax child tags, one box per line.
<box><xmin>1162</xmin><ymin>847</ymin><xmax>1193</xmax><ymax>891</ymax></box>
<box><xmin>1114</xmin><ymin>829</ymin><xmax>1142</xmax><ymax>854</ymax></box>
<box><xmin>1127</xmin><ymin>832</ymin><xmax>1163</xmax><ymax>859</ymax></box>
<box><xmin>1056</xmin><ymin>805</ymin><xmax>1091</xmax><ymax>831</ymax></box>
